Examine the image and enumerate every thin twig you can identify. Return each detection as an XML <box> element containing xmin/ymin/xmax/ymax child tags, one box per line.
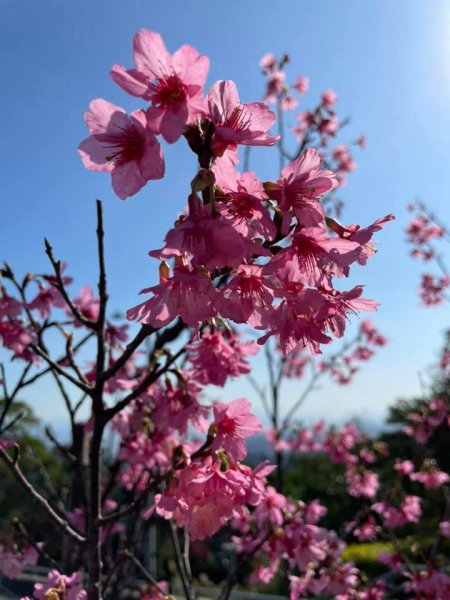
<box><xmin>170</xmin><ymin>521</ymin><xmax>195</xmax><ymax>600</ymax></box>
<box><xmin>12</xmin><ymin>518</ymin><xmax>62</xmax><ymax>570</ymax></box>
<box><xmin>102</xmin><ymin>324</ymin><xmax>155</xmax><ymax>382</ymax></box>
<box><xmin>44</xmin><ymin>238</ymin><xmax>97</xmax><ymax>330</ymax></box>
<box><xmin>104</xmin><ymin>347</ymin><xmax>186</xmax><ymax>421</ymax></box>
<box><xmin>29</xmin><ymin>344</ymin><xmax>92</xmax><ymax>394</ymax></box>
<box><xmin>122</xmin><ymin>549</ymin><xmax>167</xmax><ymax>595</ymax></box>
<box><xmin>0</xmin><ymin>445</ymin><xmax>86</xmax><ymax>544</ymax></box>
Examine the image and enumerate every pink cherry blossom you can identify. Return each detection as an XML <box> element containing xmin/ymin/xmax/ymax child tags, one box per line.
<box><xmin>321</xmin><ymin>89</ymin><xmax>338</xmax><ymax>108</ymax></box>
<box><xmin>154</xmin><ymin>457</ymin><xmax>271</xmax><ymax>540</ymax></box>
<box><xmin>266</xmin><ymin>226</ymin><xmax>361</xmax><ymax>287</ymax></box>
<box><xmin>0</xmin><ymin>289</ymin><xmax>23</xmax><ymax>318</ymax></box>
<box><xmin>211</xmin><ymin>398</ymin><xmax>262</xmax><ymax>461</ymax></box>
<box><xmin>186</xmin><ymin>331</ymin><xmax>257</xmax><ymax>387</ymax></box>
<box><xmin>111</xmin><ymin>29</ymin><xmax>209</xmax><ymax>143</ymax></box>
<box><xmin>70</xmin><ymin>286</ymin><xmax>100</xmax><ymax>325</ymax></box>
<box><xmin>0</xmin><ymin>320</ymin><xmax>37</xmax><ymax>364</ymax></box>
<box><xmin>410</xmin><ymin>466</ymin><xmax>450</xmax><ymax>488</ymax></box>
<box><xmin>326</xmin><ymin>213</ymin><xmax>395</xmax><ymax>265</ymax></box>
<box><xmin>207</xmin><ymin>80</ymin><xmax>280</xmax><ymax>156</ymax></box>
<box><xmin>394</xmin><ymin>459</ymin><xmax>414</xmax><ymax>476</ymax></box>
<box><xmin>127</xmin><ymin>265</ymin><xmax>218</xmax><ymax>329</ymax></box>
<box><xmin>0</xmin><ymin>544</ymin><xmax>39</xmax><ymax>579</ymax></box>
<box><xmin>293</xmin><ymin>75</ymin><xmax>309</xmax><ymax>95</ymax></box>
<box><xmin>28</xmin><ymin>283</ymin><xmax>65</xmax><ymax>319</ymax></box>
<box><xmin>266</xmin><ymin>149</ymin><xmax>338</xmax><ymax>233</ymax></box>
<box><xmin>150</xmin><ymin>194</ymin><xmax>270</xmax><ymax>270</ymax></box>
<box><xmin>78</xmin><ymin>99</ymin><xmax>164</xmax><ymax>199</ymax></box>
<box><xmin>30</xmin><ymin>570</ymin><xmax>87</xmax><ymax>600</ymax></box>
<box><xmin>259</xmin><ymin>53</ymin><xmax>277</xmax><ymax>73</ymax></box>
<box><xmin>218</xmin><ymin>265</ymin><xmax>275</xmax><ymax>329</ymax></box>
<box><xmin>345</xmin><ymin>466</ymin><xmax>379</xmax><ymax>498</ymax></box>
<box><xmin>213</xmin><ymin>161</ymin><xmax>276</xmax><ymax>241</ymax></box>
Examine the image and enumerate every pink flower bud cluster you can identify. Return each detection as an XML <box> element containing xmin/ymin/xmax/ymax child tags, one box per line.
<box><xmin>405</xmin><ymin>202</ymin><xmax>450</xmax><ymax>305</ymax></box>
<box><xmin>403</xmin><ymin>397</ymin><xmax>448</xmax><ymax>444</ymax></box>
<box><xmin>0</xmin><ymin>542</ymin><xmax>39</xmax><ymax>579</ymax></box>
<box><xmin>259</xmin><ymin>52</ymin><xmax>366</xmax><ymax>197</ymax></box>
<box><xmin>232</xmin><ymin>492</ymin><xmax>363</xmax><ymax>598</ymax></box>
<box><xmin>21</xmin><ymin>569</ymin><xmax>87</xmax><ymax>600</ymax></box>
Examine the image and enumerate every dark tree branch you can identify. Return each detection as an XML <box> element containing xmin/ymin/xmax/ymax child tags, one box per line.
<box><xmin>44</xmin><ymin>239</ymin><xmax>97</xmax><ymax>331</ymax></box>
<box><xmin>0</xmin><ymin>445</ymin><xmax>86</xmax><ymax>544</ymax></box>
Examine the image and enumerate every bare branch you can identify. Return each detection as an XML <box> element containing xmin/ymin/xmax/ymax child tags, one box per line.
<box><xmin>0</xmin><ymin>444</ymin><xmax>86</xmax><ymax>544</ymax></box>
<box><xmin>44</xmin><ymin>238</ymin><xmax>96</xmax><ymax>331</ymax></box>
<box><xmin>102</xmin><ymin>324</ymin><xmax>155</xmax><ymax>382</ymax></box>
<box><xmin>29</xmin><ymin>344</ymin><xmax>92</xmax><ymax>394</ymax></box>
<box><xmin>104</xmin><ymin>346</ymin><xmax>186</xmax><ymax>421</ymax></box>
<box><xmin>122</xmin><ymin>549</ymin><xmax>166</xmax><ymax>595</ymax></box>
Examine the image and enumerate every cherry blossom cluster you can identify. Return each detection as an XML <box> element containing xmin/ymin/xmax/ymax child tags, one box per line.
<box><xmin>403</xmin><ymin>396</ymin><xmax>448</xmax><ymax>444</ymax></box>
<box><xmin>114</xmin><ymin>390</ymin><xmax>270</xmax><ymax>540</ymax></box>
<box><xmin>21</xmin><ymin>569</ymin><xmax>87</xmax><ymax>600</ymax></box>
<box><xmin>232</xmin><ymin>493</ymin><xmax>366</xmax><ymax>599</ymax></box>
<box><xmin>0</xmin><ymin>542</ymin><xmax>39</xmax><ymax>580</ymax></box>
<box><xmin>406</xmin><ymin>201</ymin><xmax>450</xmax><ymax>305</ymax></box>
<box><xmin>263</xmin><ymin>414</ymin><xmax>450</xmax><ymax>597</ymax></box>
<box><xmin>77</xmin><ymin>29</ymin><xmax>392</xmax><ymax>357</ymax></box>
<box><xmin>259</xmin><ymin>51</ymin><xmax>366</xmax><ymax>196</ymax></box>
<box><xmin>284</xmin><ymin>318</ymin><xmax>388</xmax><ymax>386</ymax></box>
<box><xmin>0</xmin><ymin>28</ymin><xmax>402</xmax><ymax>600</ymax></box>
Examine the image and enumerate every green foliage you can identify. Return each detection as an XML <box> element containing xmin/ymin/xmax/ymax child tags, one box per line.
<box><xmin>343</xmin><ymin>542</ymin><xmax>393</xmax><ymax>576</ymax></box>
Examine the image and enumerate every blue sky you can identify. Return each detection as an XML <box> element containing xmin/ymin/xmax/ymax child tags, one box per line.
<box><xmin>2</xmin><ymin>0</ymin><xmax>450</xmax><ymax>430</ymax></box>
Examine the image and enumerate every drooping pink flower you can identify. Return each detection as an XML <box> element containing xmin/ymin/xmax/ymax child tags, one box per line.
<box><xmin>404</xmin><ymin>567</ymin><xmax>450</xmax><ymax>598</ymax></box>
<box><xmin>208</xmin><ymin>80</ymin><xmax>279</xmax><ymax>156</ymax></box>
<box><xmin>211</xmin><ymin>398</ymin><xmax>262</xmax><ymax>461</ymax></box>
<box><xmin>410</xmin><ymin>466</ymin><xmax>450</xmax><ymax>489</ymax></box>
<box><xmin>258</xmin><ymin>292</ymin><xmax>332</xmax><ymax>356</ymax></box>
<box><xmin>218</xmin><ymin>265</ymin><xmax>275</xmax><ymax>329</ymax></box>
<box><xmin>186</xmin><ymin>331</ymin><xmax>257</xmax><ymax>387</ymax></box>
<box><xmin>213</xmin><ymin>161</ymin><xmax>276</xmax><ymax>241</ymax></box>
<box><xmin>253</xmin><ymin>486</ymin><xmax>287</xmax><ymax>526</ymax></box>
<box><xmin>70</xmin><ymin>286</ymin><xmax>100</xmax><ymax>325</ymax></box>
<box><xmin>419</xmin><ymin>273</ymin><xmax>450</xmax><ymax>306</ymax></box>
<box><xmin>266</xmin><ymin>226</ymin><xmax>361</xmax><ymax>287</ymax></box>
<box><xmin>394</xmin><ymin>459</ymin><xmax>414</xmax><ymax>476</ymax></box>
<box><xmin>293</xmin><ymin>75</ymin><xmax>310</xmax><ymax>95</ymax></box>
<box><xmin>147</xmin><ymin>377</ymin><xmax>208</xmax><ymax>435</ymax></box>
<box><xmin>315</xmin><ymin>286</ymin><xmax>378</xmax><ymax>338</ymax></box>
<box><xmin>111</xmin><ymin>29</ymin><xmax>209</xmax><ymax>143</ymax></box>
<box><xmin>127</xmin><ymin>265</ymin><xmax>218</xmax><ymax>329</ymax></box>
<box><xmin>263</xmin><ymin>71</ymin><xmax>286</xmax><ymax>103</ymax></box>
<box><xmin>0</xmin><ymin>320</ymin><xmax>37</xmax><ymax>364</ymax></box>
<box><xmin>345</xmin><ymin>466</ymin><xmax>379</xmax><ymax>498</ymax></box>
<box><xmin>150</xmin><ymin>194</ymin><xmax>270</xmax><ymax>270</ymax></box>
<box><xmin>30</xmin><ymin>569</ymin><xmax>87</xmax><ymax>600</ymax></box>
<box><xmin>372</xmin><ymin>496</ymin><xmax>421</xmax><ymax>529</ymax></box>
<box><xmin>280</xmin><ymin>94</ymin><xmax>298</xmax><ymax>111</ymax></box>
<box><xmin>0</xmin><ymin>544</ymin><xmax>39</xmax><ymax>579</ymax></box>
<box><xmin>0</xmin><ymin>289</ymin><xmax>23</xmax><ymax>319</ymax></box>
<box><xmin>153</xmin><ymin>457</ymin><xmax>271</xmax><ymax>540</ymax></box>
<box><xmin>352</xmin><ymin>515</ymin><xmax>379</xmax><ymax>542</ymax></box>
<box><xmin>78</xmin><ymin>99</ymin><xmax>164</xmax><ymax>199</ymax></box>
<box><xmin>265</xmin><ymin>149</ymin><xmax>338</xmax><ymax>233</ymax></box>
<box><xmin>259</xmin><ymin>53</ymin><xmax>277</xmax><ymax>73</ymax></box>
<box><xmin>28</xmin><ymin>284</ymin><xmax>65</xmax><ymax>319</ymax></box>
<box><xmin>326</xmin><ymin>214</ymin><xmax>395</xmax><ymax>265</ymax></box>
<box><xmin>321</xmin><ymin>89</ymin><xmax>338</xmax><ymax>108</ymax></box>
